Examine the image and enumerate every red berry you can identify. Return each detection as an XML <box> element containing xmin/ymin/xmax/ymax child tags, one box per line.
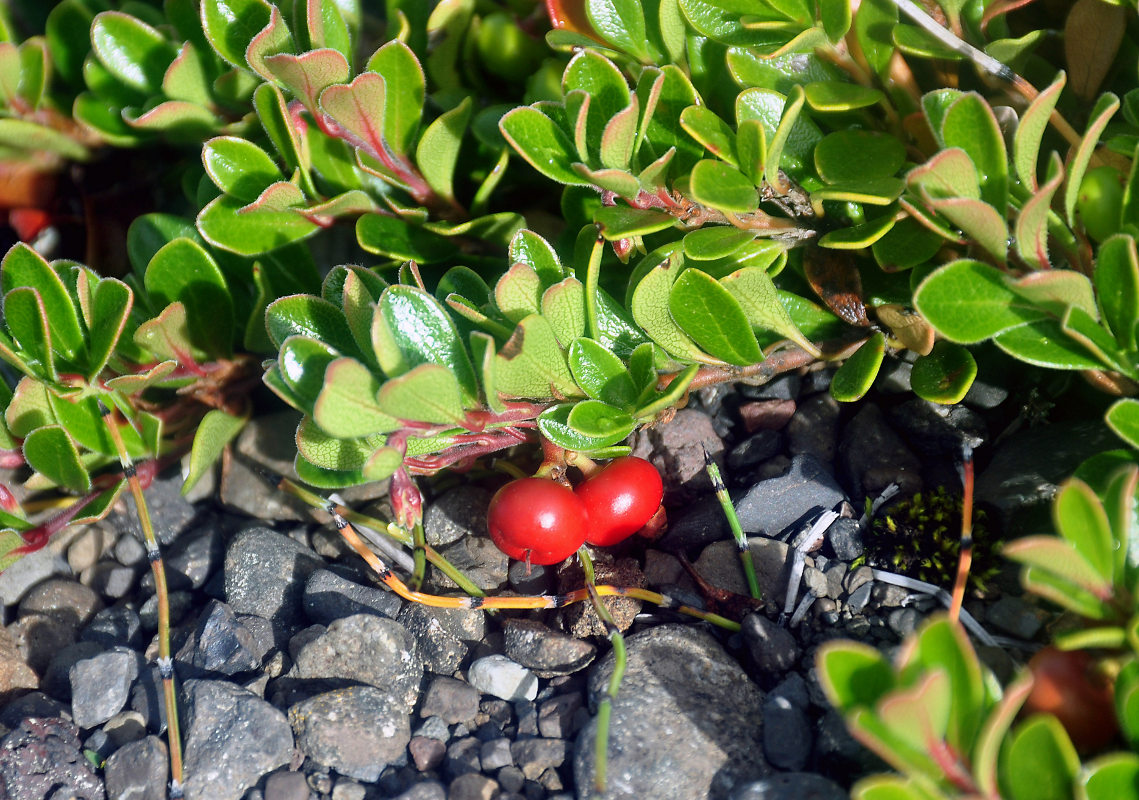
<box><xmin>487</xmin><ymin>478</ymin><xmax>588</xmax><ymax>565</ymax></box>
<box><xmin>575</xmin><ymin>457</ymin><xmax>663</xmax><ymax>547</ymax></box>
<box><xmin>1024</xmin><ymin>646</ymin><xmax>1118</xmax><ymax>753</ymax></box>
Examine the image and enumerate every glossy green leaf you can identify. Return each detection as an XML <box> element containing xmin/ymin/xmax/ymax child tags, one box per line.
<box><xmin>587</xmin><ymin>0</ymin><xmax>651</xmax><ymax>61</ymax></box>
<box><xmin>500</xmin><ymin>106</ymin><xmax>586</xmax><ymax>186</ymax></box>
<box><xmin>279</xmin><ymin>335</ymin><xmax>340</xmax><ymax>410</ymax></box>
<box><xmin>1002</xmin><ymin>535</ymin><xmax>1111</xmax><ymax>596</ymax></box>
<box><xmin>668</xmin><ymin>268</ymin><xmax>762</xmax><ymax>365</ymax></box>
<box><xmin>993</xmin><ymin>319</ymin><xmax>1102</xmax><ymax>369</ymax></box>
<box><xmin>293</xmin><ymin>452</ymin><xmax>367</xmax><ymax>489</ymax></box>
<box><xmin>145</xmin><ymin>238</ymin><xmax>234</xmax><ymax>358</ymax></box>
<box><xmin>1095</xmin><ymin>234</ymin><xmax>1139</xmax><ymax>351</ymax></box>
<box><xmin>265</xmin><ymin>293</ymin><xmax>357</xmax><ymax>355</ymax></box>
<box><xmin>1065</xmin><ymin>93</ymin><xmax>1120</xmax><ymax>227</ymax></box>
<box><xmin>537</xmin><ymin>402</ymin><xmax>631</xmax><ymax>452</ymax></box>
<box><xmin>356</xmin><ymin>213</ymin><xmax>458</xmax><ymax>264</ymax></box>
<box><xmin>23</xmin><ymin>426</ymin><xmax>89</xmax><ymax>492</ymax></box>
<box><xmin>1081</xmin><ymin>753</ymin><xmax>1139</xmax><ymax>800</ymax></box>
<box><xmin>200</xmin><ymin>0</ymin><xmax>273</xmax><ymax>69</ymax></box>
<box><xmin>679</xmin><ymin>105</ymin><xmax>738</xmax><ymax>165</ymax></box>
<box><xmin>815</xmin><ymin>130</ymin><xmax>905</xmax><ymax>183</ymax></box>
<box><xmin>941</xmin><ymin>93</ymin><xmax>1008</xmax><ymax>212</ymax></box>
<box><xmin>910</xmin><ymin>341</ymin><xmax>976</xmax><ymax>404</ymax></box>
<box><xmin>134</xmin><ymin>303</ymin><xmax>201</xmax><ymax>364</ymax></box>
<box><xmin>495</xmin><ymin>263</ymin><xmax>543</xmax><ymax>325</ymax></box>
<box><xmin>510</xmin><ymin>229</ymin><xmax>564</xmax><ymax>286</ymax></box>
<box><xmin>196</xmin><ymin>192</ymin><xmax>321</xmax><ymax>255</ymax></box>
<box><xmin>689</xmin><ymin>159</ymin><xmax>758</xmax><ymax>214</ymax></box>
<box><xmin>1055</xmin><ymin>477</ymin><xmax>1116</xmax><ymax>581</ymax></box>
<box><xmin>764</xmin><ymin>84</ymin><xmax>805</xmax><ymax>192</ymax></box>
<box><xmin>253</xmin><ymin>83</ymin><xmax>308</xmax><ymax>179</ymax></box>
<box><xmin>1107</xmin><ymin>398</ymin><xmax>1139</xmax><ymax>449</ymax></box>
<box><xmin>365</xmin><ymin>39</ymin><xmax>424</xmax><ymax>157</ymax></box>
<box><xmin>566</xmin><ymin>399</ymin><xmax>636</xmax><ymax>444</ymax></box>
<box><xmin>243</xmin><ymin>4</ymin><xmax>292</xmax><ymax>82</ymax></box>
<box><xmin>1061</xmin><ymin>306</ymin><xmax>1126</xmax><ymax>371</ymax></box>
<box><xmin>872</xmin><ymin>217</ymin><xmax>943</xmax><ymax>271</ymax></box>
<box><xmin>90</xmin><ymin>11</ymin><xmax>176</xmax><ymax>95</ymax></box>
<box><xmin>377</xmin><ymin>363</ymin><xmax>467</xmax><ymax>424</ymax></box>
<box><xmin>1002</xmin><ymin>715</ymin><xmax>1078</xmax><ymax>800</ymax></box>
<box><xmin>45</xmin><ymin>1</ymin><xmax>96</xmax><ymax>87</ymax></box>
<box><xmin>803</xmin><ymin>81</ymin><xmax>882</xmax><ymax>111</ymax></box>
<box><xmin>815</xmin><ymin>639</ymin><xmax>895</xmax><ymax>709</ymax></box>
<box><xmin>831</xmin><ymin>332</ymin><xmax>885</xmax><ymax>402</ymax></box>
<box><xmin>80</xmin><ymin>274</ymin><xmax>131</xmax><ymax>382</ymax></box>
<box><xmin>1116</xmin><ymin>660</ymin><xmax>1139</xmax><ymax>749</ymax></box>
<box><xmin>1014</xmin><ymin>71</ymin><xmax>1065</xmax><ymax>191</ymax></box>
<box><xmin>202</xmin><ymin>136</ymin><xmax>284</xmax><ymax>203</ymax></box>
<box><xmin>48</xmin><ymin>393</ymin><xmax>140</xmax><ymax>458</ymax></box>
<box><xmin>721</xmin><ymin>266</ymin><xmax>820</xmax><ymax>355</ymax></box>
<box><xmin>379</xmin><ymin>285</ymin><xmax>479</xmax><ymax>406</ymax></box>
<box><xmin>682</xmin><ymin>227</ymin><xmax>756</xmax><ymax>260</ymax></box>
<box><xmin>631</xmin><ymin>260</ymin><xmax>714</xmax><ymax>363</ymax></box>
<box><xmin>416</xmin><ymin>96</ymin><xmax>470</xmax><ymax>203</ymax></box>
<box><xmin>2</xmin><ymin>244</ymin><xmax>83</xmax><ymax>363</ymax></box>
<box><xmin>183</xmin><ymin>409</ymin><xmax>246</xmax><ymax>495</ymax></box>
<box><xmin>127</xmin><ymin>214</ymin><xmax>200</xmax><ymax>279</ymax></box>
<box><xmin>568</xmin><ymin>337</ymin><xmax>638</xmax><ymax>408</ymax></box>
<box><xmin>853</xmin><ymin>0</ymin><xmax>897</xmax><ymax>76</ymax></box>
<box><xmin>494</xmin><ymin>315</ymin><xmax>579</xmax><ymax>399</ymax></box>
<box><xmin>913</xmin><ymin>260</ymin><xmax>1045</xmax><ymax>342</ymax></box>
<box><xmin>594</xmin><ymin>206</ymin><xmax>675</xmax><ymax>240</ymax></box>
<box><xmin>818</xmin><ymin>213</ymin><xmax>897</xmax><ymax>250</ymax></box>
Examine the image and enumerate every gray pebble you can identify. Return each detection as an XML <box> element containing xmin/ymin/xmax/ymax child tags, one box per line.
<box><xmin>825</xmin><ymin>517</ymin><xmax>863</xmax><ymax>561</ymax></box>
<box><xmin>397</xmin><ymin>604</ymin><xmax>468</xmax><ymax>675</ymax></box>
<box><xmin>19</xmin><ymin>577</ymin><xmax>103</xmax><ymax>630</ymax></box>
<box><xmin>0</xmin><ymin>548</ymin><xmax>69</xmax><ymax>606</ymax></box>
<box><xmin>511</xmin><ymin>738</ymin><xmax>567</xmax><ymax>780</ymax></box>
<box><xmin>80</xmin><ymin>605</ymin><xmax>143</xmax><ymax>650</ymax></box>
<box><xmin>176</xmin><ymin>599</ymin><xmax>269</xmax><ymax>676</ymax></box>
<box><xmin>424</xmin><ymin>485</ymin><xmax>492</xmax><ymax>548</ymax></box>
<box><xmin>538</xmin><ymin>694</ymin><xmax>584</xmax><ymax>739</ymax></box>
<box><xmin>103</xmin><ymin>735</ymin><xmax>167</xmax><ymax>800</ymax></box>
<box><xmin>503</xmin><ymin>619</ymin><xmax>596</xmax><ymax>678</ymax></box>
<box><xmin>761</xmin><ymin>680</ymin><xmax>812</xmax><ymax>771</ymax></box>
<box><xmin>445</xmin><ymin>736</ymin><xmax>482</xmax><ymax>778</ymax></box>
<box><xmin>303</xmin><ymin>567</ymin><xmax>402</xmax><ymax>625</ymax></box>
<box><xmin>392</xmin><ymin>781</ymin><xmax>446</xmax><ymax>800</ymax></box>
<box><xmin>0</xmin><ymin>717</ymin><xmax>103</xmax><ymax>800</ymax></box>
<box><xmin>733</xmin><ymin>453</ymin><xmax>847</xmax><ymax>538</ymax></box>
<box><xmin>468</xmin><ymin>655</ymin><xmax>538</xmax><ymax>702</ymax></box>
<box><xmin>69</xmin><ymin>648</ymin><xmax>142</xmax><ymax>729</ymax></box>
<box><xmin>419</xmin><ymin>676</ymin><xmax>480</xmax><ymax>725</ymax></box>
<box><xmin>447</xmin><ymin>772</ymin><xmax>499</xmax><ymax>800</ymax></box>
<box><xmin>479</xmin><ymin>737</ymin><xmax>514</xmax><ymax>771</ymax></box>
<box><xmin>409</xmin><ymin>736</ymin><xmax>447</xmax><ymax>771</ymax></box>
<box><xmin>742</xmin><ymin>614</ymin><xmax>800</xmax><ymax>674</ymax></box>
<box><xmin>224</xmin><ymin>526</ymin><xmax>324</xmax><ymax>631</ymax></box>
<box><xmin>730</xmin><ymin>773</ymin><xmax>847</xmax><ymax>800</ymax></box>
<box><xmin>290</xmin><ymin>687</ymin><xmax>411</xmax><ymax>782</ymax></box>
<box><xmin>263</xmin><ymin>770</ymin><xmax>310</xmax><ymax>800</ymax></box>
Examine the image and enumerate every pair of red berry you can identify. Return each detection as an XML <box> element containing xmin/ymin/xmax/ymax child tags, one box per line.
<box><xmin>487</xmin><ymin>457</ymin><xmax>663</xmax><ymax>565</ymax></box>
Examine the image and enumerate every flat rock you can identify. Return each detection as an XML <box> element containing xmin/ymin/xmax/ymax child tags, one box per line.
<box><xmin>175</xmin><ymin>599</ymin><xmax>270</xmax><ymax>677</ymax></box>
<box><xmin>224</xmin><ymin>526</ymin><xmax>324</xmax><ymax>631</ymax></box>
<box><xmin>292</xmin><ymin>613</ymin><xmax>422</xmax><ymax>712</ymax></box>
<box><xmin>784</xmin><ymin>393</ymin><xmax>840</xmax><ymax>465</ymax></box>
<box><xmin>0</xmin><ymin>625</ymin><xmax>38</xmax><ymax>702</ymax></box>
<box><xmin>181</xmin><ymin>679</ymin><xmax>294</xmax><ymax>800</ymax></box>
<box><xmin>18</xmin><ymin>577</ymin><xmax>103</xmax><ymax>630</ymax></box>
<box><xmin>0</xmin><ymin>547</ymin><xmax>70</xmax><ymax>606</ymax></box>
<box><xmin>693</xmin><ymin>537</ymin><xmax>796</xmax><ymax>600</ymax></box>
<box><xmin>631</xmin><ymin>408</ymin><xmax>725</xmax><ymax>504</ymax></box>
<box><xmin>503</xmin><ymin>618</ymin><xmax>596</xmax><ymax>678</ymax></box>
<box><xmin>730</xmin><ymin>773</ymin><xmax>847</xmax><ymax>800</ymax></box>
<box><xmin>575</xmin><ymin>624</ymin><xmax>768</xmax><ymax>799</ymax></box>
<box><xmin>419</xmin><ymin>676</ymin><xmax>480</xmax><ymax>725</ymax></box>
<box><xmin>467</xmin><ymin>655</ymin><xmax>538</xmax><ymax>702</ymax></box>
<box><xmin>69</xmin><ymin>647</ymin><xmax>143</xmax><ymax>729</ymax></box>
<box><xmin>733</xmin><ymin>454</ymin><xmax>847</xmax><ymax>538</ymax></box>
<box><xmin>423</xmin><ymin>485</ymin><xmax>492</xmax><ymax>548</ymax></box>
<box><xmin>290</xmin><ymin>686</ymin><xmax>411</xmax><ymax>782</ymax></box>
<box><xmin>303</xmin><ymin>567</ymin><xmax>402</xmax><ymax>625</ymax></box>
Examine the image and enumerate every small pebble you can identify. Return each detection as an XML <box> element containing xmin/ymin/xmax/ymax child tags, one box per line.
<box><xmin>467</xmin><ymin>655</ymin><xmax>538</xmax><ymax>702</ymax></box>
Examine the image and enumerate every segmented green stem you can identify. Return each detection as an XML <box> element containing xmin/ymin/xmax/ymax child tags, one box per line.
<box><xmin>100</xmin><ymin>403</ymin><xmax>183</xmax><ymax>798</ymax></box>
<box><xmin>411</xmin><ymin>521</ymin><xmax>427</xmax><ymax>591</ymax></box>
<box><xmin>579</xmin><ymin>548</ymin><xmax>626</xmax><ymax>797</ymax></box>
<box><xmin>703</xmin><ymin>447</ymin><xmax>761</xmax><ymax>600</ymax></box>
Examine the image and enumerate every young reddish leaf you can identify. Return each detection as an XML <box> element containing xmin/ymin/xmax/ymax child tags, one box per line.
<box><xmin>1015</xmin><ymin>153</ymin><xmax>1064</xmax><ymax>270</ymax></box>
<box><xmin>1014</xmin><ymin>71</ymin><xmax>1065</xmax><ymax>191</ymax></box>
<box><xmin>941</xmin><ymin>93</ymin><xmax>1008</xmax><ymax>213</ymax></box>
<box><xmin>263</xmin><ymin>49</ymin><xmax>350</xmax><ymax>116</ymax></box>
<box><xmin>803</xmin><ymin>246</ymin><xmax>869</xmax><ymax>326</ymax></box>
<box><xmin>924</xmin><ymin>194</ymin><xmax>1008</xmax><ymax>264</ymax></box>
<box><xmin>907</xmin><ymin>147</ymin><xmax>980</xmax><ymax>201</ymax></box>
<box><xmin>364</xmin><ymin>40</ymin><xmax>424</xmax><ymax>157</ymax></box>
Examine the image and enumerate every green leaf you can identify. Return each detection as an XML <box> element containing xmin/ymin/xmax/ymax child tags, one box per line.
<box><xmin>510</xmin><ymin>229</ymin><xmax>564</xmax><ymax>286</ymax></box>
<box><xmin>196</xmin><ymin>192</ymin><xmax>321</xmax><ymax>256</ymax></box>
<box><xmin>265</xmin><ymin>294</ymin><xmax>357</xmax><ymax>355</ymax></box>
<box><xmin>200</xmin><ymin>0</ymin><xmax>273</xmax><ymax>69</ymax></box>
<box><xmin>1095</xmin><ymin>234</ymin><xmax>1139</xmax><ymax>351</ymax></box>
<box><xmin>594</xmin><ymin>206</ymin><xmax>676</xmax><ymax>240</ymax></box>
<box><xmin>765</xmin><ymin>84</ymin><xmax>806</xmax><ymax>191</ymax></box>
<box><xmin>587</xmin><ymin>0</ymin><xmax>651</xmax><ymax>61</ymax></box>
<box><xmin>23</xmin><ymin>425</ymin><xmax>90</xmax><ymax>492</ymax></box>
<box><xmin>134</xmin><ymin>303</ymin><xmax>201</xmax><ymax>364</ymax></box>
<box><xmin>679</xmin><ymin>105</ymin><xmax>738</xmax><ymax>166</ymax></box>
<box><xmin>127</xmin><ymin>214</ymin><xmax>200</xmax><ymax>279</ymax></box>
<box><xmin>294</xmin><ymin>452</ymin><xmax>368</xmax><ymax>489</ymax></box>
<box><xmin>1107</xmin><ymin>398</ymin><xmax>1139</xmax><ymax>449</ymax></box>
<box><xmin>1001</xmin><ymin>715</ymin><xmax>1078</xmax><ymax>800</ymax></box>
<box><xmin>2</xmin><ymin>244</ymin><xmax>83</xmax><ymax>363</ymax></box>
<box><xmin>853</xmin><ymin>0</ymin><xmax>897</xmax><ymax>77</ymax></box>
<box><xmin>906</xmin><ymin>147</ymin><xmax>979</xmax><ymax>200</ymax></box>
<box><xmin>145</xmin><ymin>238</ymin><xmax>234</xmax><ymax>358</ymax></box>
<box><xmin>163</xmin><ymin>42</ymin><xmax>213</xmax><ymax>106</ymax></box>
<box><xmin>913</xmin><ymin>260</ymin><xmax>1046</xmax><ymax>343</ymax></box>
<box><xmin>313</xmin><ymin>357</ymin><xmax>400</xmax><ymax>438</ymax></box>
<box><xmin>364</xmin><ymin>39</ymin><xmax>424</xmax><ymax>157</ymax></box>
<box><xmin>683</xmin><ymin>228</ymin><xmax>757</xmax><ymax>260</ymax></box>
<box><xmin>296</xmin><ymin>415</ymin><xmax>387</xmax><ymax>472</ymax></box>
<box><xmin>1115</xmin><ymin>660</ymin><xmax>1139</xmax><ymax>750</ymax></box>
<box><xmin>356</xmin><ymin>213</ymin><xmax>456</xmax><ymax>264</ymax></box>
<box><xmin>1082</xmin><ymin>753</ymin><xmax>1139</xmax><ymax>800</ymax></box>
<box><xmin>818</xmin><ymin>213</ymin><xmax>897</xmax><ymax>250</ymax></box>
<box><xmin>721</xmin><ymin>266</ymin><xmax>820</xmax><ymax>356</ymax></box>
<box><xmin>831</xmin><ymin>332</ymin><xmax>885</xmax><ymax>402</ymax></box>
<box><xmin>631</xmin><ymin>259</ymin><xmax>715</xmax><ymax>363</ymax></box>
<box><xmin>1065</xmin><ymin>93</ymin><xmax>1120</xmax><ymax>227</ymax></box>
<box><xmin>202</xmin><ymin>136</ymin><xmax>284</xmax><ymax>203</ymax></box>
<box><xmin>495</xmin><ymin>263</ymin><xmax>543</xmax><ymax>324</ymax></box>
<box><xmin>500</xmin><ymin>106</ymin><xmax>586</xmax><ymax>186</ymax></box>
<box><xmin>924</xmin><ymin>195</ymin><xmax>1008</xmax><ymax>263</ymax></box>
<box><xmin>79</xmin><ymin>274</ymin><xmax>132</xmax><ymax>383</ymax></box>
<box><xmin>90</xmin><ymin>11</ymin><xmax>177</xmax><ymax>95</ymax></box>
<box><xmin>540</xmin><ymin>278</ymin><xmax>586</xmax><ymax>350</ymax></box>
<box><xmin>538</xmin><ymin>402</ymin><xmax>631</xmax><ymax>452</ymax></box>
<box><xmin>910</xmin><ymin>341</ymin><xmax>976</xmax><ymax>404</ymax></box>
<box><xmin>253</xmin><ymin>79</ymin><xmax>314</xmax><ymax>178</ymax></box>
<box><xmin>1014</xmin><ymin>71</ymin><xmax>1065</xmax><ymax>191</ymax></box>
<box><xmin>4</xmin><ymin>287</ymin><xmax>54</xmax><ymax>381</ymax></box>
<box><xmin>1054</xmin><ymin>477</ymin><xmax>1115</xmax><ymax>581</ymax></box>
<box><xmin>668</xmin><ymin>268</ymin><xmax>763</xmax><ymax>365</ymax></box>
<box><xmin>689</xmin><ymin>159</ymin><xmax>758</xmax><ymax>214</ymax></box>
<box><xmin>992</xmin><ymin>319</ymin><xmax>1102</xmax><ymax>369</ymax></box>
<box><xmin>415</xmin><ymin>96</ymin><xmax>470</xmax><ymax>203</ymax></box>
<box><xmin>815</xmin><ymin>639</ymin><xmax>895</xmax><ymax>709</ymax></box>
<box><xmin>568</xmin><ymin>337</ymin><xmax>639</xmax><ymax>408</ymax></box>
<box><xmin>183</xmin><ymin>409</ymin><xmax>246</xmax><ymax>495</ymax></box>
<box><xmin>567</xmin><ymin>399</ymin><xmax>636</xmax><ymax>443</ymax></box>
<box><xmin>941</xmin><ymin>93</ymin><xmax>1008</xmax><ymax>213</ymax></box>
<box><xmin>379</xmin><ymin>285</ymin><xmax>479</xmax><ymax>407</ymax></box>
<box><xmin>803</xmin><ymin>80</ymin><xmax>882</xmax><ymax>112</ymax></box>
<box><xmin>279</xmin><ymin>335</ymin><xmax>339</xmax><ymax>411</ymax></box>
<box><xmin>815</xmin><ymin>130</ymin><xmax>904</xmax><ymax>183</ymax></box>
<box><xmin>495</xmin><ymin>315</ymin><xmax>580</xmax><ymax>399</ymax></box>
<box><xmin>377</xmin><ymin>363</ymin><xmax>467</xmax><ymax>424</ymax></box>
<box><xmin>1015</xmin><ymin>154</ymin><xmax>1064</xmax><ymax>271</ymax></box>
<box><xmin>45</xmin><ymin>1</ymin><xmax>97</xmax><ymax>88</ymax></box>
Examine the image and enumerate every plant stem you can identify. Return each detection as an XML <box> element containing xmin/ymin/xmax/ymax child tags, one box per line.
<box><xmin>948</xmin><ymin>444</ymin><xmax>975</xmax><ymax>624</ymax></box>
<box><xmin>585</xmin><ymin>233</ymin><xmax>605</xmax><ymax>342</ymax></box>
<box><xmin>578</xmin><ymin>548</ymin><xmax>626</xmax><ymax>797</ymax></box>
<box><xmin>100</xmin><ymin>403</ymin><xmax>183</xmax><ymax>798</ymax></box>
<box><xmin>703</xmin><ymin>446</ymin><xmax>761</xmax><ymax>600</ymax></box>
<box><xmin>411</xmin><ymin>521</ymin><xmax>427</xmax><ymax>591</ymax></box>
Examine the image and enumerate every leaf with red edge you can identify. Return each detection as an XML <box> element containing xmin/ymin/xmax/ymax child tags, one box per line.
<box><xmin>1015</xmin><ymin>155</ymin><xmax>1063</xmax><ymax>270</ymax></box>
<box><xmin>244</xmin><ymin>3</ymin><xmax>293</xmax><ymax>82</ymax></box>
<box><xmin>264</xmin><ymin>49</ymin><xmax>350</xmax><ymax>117</ymax></box>
<box><xmin>803</xmin><ymin>246</ymin><xmax>869</xmax><ymax>326</ymax></box>
<box><xmin>320</xmin><ymin>72</ymin><xmax>394</xmax><ymax>165</ymax></box>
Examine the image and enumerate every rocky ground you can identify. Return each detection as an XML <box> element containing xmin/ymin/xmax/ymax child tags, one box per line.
<box><xmin>0</xmin><ymin>356</ymin><xmax>1121</xmax><ymax>800</ymax></box>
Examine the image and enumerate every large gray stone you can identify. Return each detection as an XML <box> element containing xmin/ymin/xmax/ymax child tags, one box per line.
<box><xmin>224</xmin><ymin>526</ymin><xmax>324</xmax><ymax>630</ymax></box>
<box><xmin>289</xmin><ymin>686</ymin><xmax>411</xmax><ymax>781</ymax></box>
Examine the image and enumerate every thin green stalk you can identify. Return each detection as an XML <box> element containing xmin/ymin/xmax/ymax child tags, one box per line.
<box><xmin>579</xmin><ymin>548</ymin><xmax>625</xmax><ymax>797</ymax></box>
<box><xmin>584</xmin><ymin>233</ymin><xmax>605</xmax><ymax>341</ymax></box>
<box><xmin>703</xmin><ymin>446</ymin><xmax>761</xmax><ymax>600</ymax></box>
<box><xmin>100</xmin><ymin>403</ymin><xmax>183</xmax><ymax>798</ymax></box>
<box><xmin>275</xmin><ymin>474</ymin><xmax>486</xmax><ymax>597</ymax></box>
<box><xmin>411</xmin><ymin>521</ymin><xmax>427</xmax><ymax>591</ymax></box>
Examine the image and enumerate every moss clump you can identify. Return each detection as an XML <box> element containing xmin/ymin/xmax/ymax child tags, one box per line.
<box><xmin>856</xmin><ymin>486</ymin><xmax>998</xmax><ymax>595</ymax></box>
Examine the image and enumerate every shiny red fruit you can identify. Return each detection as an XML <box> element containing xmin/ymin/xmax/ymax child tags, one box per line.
<box><xmin>487</xmin><ymin>478</ymin><xmax>589</xmax><ymax>565</ymax></box>
<box><xmin>1024</xmin><ymin>646</ymin><xmax>1118</xmax><ymax>753</ymax></box>
<box><xmin>575</xmin><ymin>457</ymin><xmax>664</xmax><ymax>547</ymax></box>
